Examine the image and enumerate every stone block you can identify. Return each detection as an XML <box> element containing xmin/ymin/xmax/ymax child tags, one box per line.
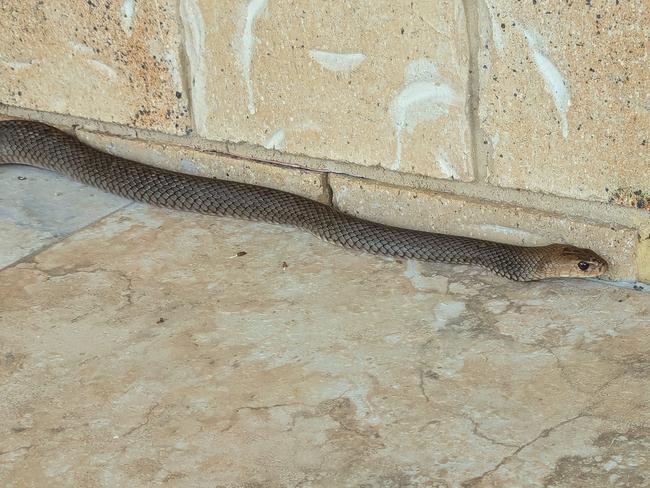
<box><xmin>182</xmin><ymin>0</ymin><xmax>472</xmax><ymax>179</ymax></box>
<box><xmin>479</xmin><ymin>1</ymin><xmax>650</xmax><ymax>207</ymax></box>
<box><xmin>0</xmin><ymin>0</ymin><xmax>190</xmax><ymax>133</ymax></box>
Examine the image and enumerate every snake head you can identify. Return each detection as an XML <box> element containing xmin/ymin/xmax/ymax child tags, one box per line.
<box><xmin>535</xmin><ymin>244</ymin><xmax>609</xmax><ymax>279</ymax></box>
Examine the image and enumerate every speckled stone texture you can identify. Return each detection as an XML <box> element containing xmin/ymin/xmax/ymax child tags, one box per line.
<box><xmin>0</xmin><ymin>166</ymin><xmax>128</xmax><ymax>268</ymax></box>
<box><xmin>180</xmin><ymin>0</ymin><xmax>472</xmax><ymax>180</ymax></box>
<box><xmin>1</xmin><ymin>167</ymin><xmax>649</xmax><ymax>487</ymax></box>
<box><xmin>0</xmin><ymin>0</ymin><xmax>190</xmax><ymax>133</ymax></box>
<box><xmin>479</xmin><ymin>0</ymin><xmax>650</xmax><ymax>206</ymax></box>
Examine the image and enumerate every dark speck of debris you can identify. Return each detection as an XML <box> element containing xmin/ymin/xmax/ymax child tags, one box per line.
<box><xmin>156</xmin><ymin>317</ymin><xmax>165</xmax><ymax>324</ymax></box>
<box><xmin>175</xmin><ymin>91</ymin><xmax>182</xmax><ymax>99</ymax></box>
<box><xmin>425</xmin><ymin>370</ymin><xmax>440</xmax><ymax>380</ymax></box>
<box><xmin>633</xmin><ymin>284</ymin><xmax>645</xmax><ymax>291</ymax></box>
<box><xmin>608</xmin><ymin>187</ymin><xmax>650</xmax><ymax>211</ymax></box>
<box><xmin>17</xmin><ymin>176</ymin><xmax>26</xmax><ymax>180</ymax></box>
<box><xmin>500</xmin><ymin>23</ymin><xmax>505</xmax><ymax>29</ymax></box>
<box><xmin>282</xmin><ymin>261</ymin><xmax>288</xmax><ymax>270</ymax></box>
<box><xmin>236</xmin><ymin>251</ymin><xmax>247</xmax><ymax>257</ymax></box>
<box><xmin>400</xmin><ymin>27</ymin><xmax>404</xmax><ymax>34</ymax></box>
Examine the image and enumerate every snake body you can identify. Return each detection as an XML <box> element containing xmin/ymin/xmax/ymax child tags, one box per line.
<box><xmin>0</xmin><ymin>120</ymin><xmax>608</xmax><ymax>281</ymax></box>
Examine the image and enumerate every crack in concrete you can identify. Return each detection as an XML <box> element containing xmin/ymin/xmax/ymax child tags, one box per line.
<box><xmin>121</xmin><ymin>402</ymin><xmax>161</xmax><ymax>438</ymax></box>
<box><xmin>30</xmin><ymin>263</ymin><xmax>136</xmax><ymax>312</ymax></box>
<box><xmin>319</xmin><ymin>397</ymin><xmax>382</xmax><ymax>441</ymax></box>
<box><xmin>544</xmin><ymin>346</ymin><xmax>584</xmax><ymax>393</ymax></box>
<box><xmin>464</xmin><ymin>414</ymin><xmax>518</xmax><ymax>449</ymax></box>
<box><xmin>418</xmin><ymin>368</ymin><xmax>431</xmax><ymax>403</ymax></box>
<box><xmin>219</xmin><ymin>402</ymin><xmax>305</xmax><ymax>433</ymax></box>
<box><xmin>545</xmin><ymin>344</ymin><xmax>639</xmax><ymax>405</ymax></box>
<box><xmin>0</xmin><ymin>204</ymin><xmax>131</xmax><ymax>273</ymax></box>
<box><xmin>418</xmin><ymin>419</ymin><xmax>441</xmax><ymax>432</ymax></box>
<box><xmin>0</xmin><ymin>445</ymin><xmax>32</xmax><ymax>457</ymax></box>
<box><xmin>460</xmin><ymin>413</ymin><xmax>587</xmax><ymax>487</ymax></box>
<box><xmin>220</xmin><ymin>396</ymin><xmax>380</xmax><ymax>442</ymax></box>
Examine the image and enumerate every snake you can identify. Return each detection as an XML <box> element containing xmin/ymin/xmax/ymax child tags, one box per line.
<box><xmin>0</xmin><ymin>119</ymin><xmax>608</xmax><ymax>281</ymax></box>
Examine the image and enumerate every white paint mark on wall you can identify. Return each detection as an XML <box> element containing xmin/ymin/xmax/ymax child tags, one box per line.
<box><xmin>390</xmin><ymin>59</ymin><xmax>462</xmax><ymax>170</ymax></box>
<box><xmin>69</xmin><ymin>42</ymin><xmax>94</xmax><ymax>55</ymax></box>
<box><xmin>263</xmin><ymin>128</ymin><xmax>285</xmax><ymax>149</ymax></box>
<box><xmin>488</xmin><ymin>9</ymin><xmax>504</xmax><ymax>54</ymax></box>
<box><xmin>309</xmin><ymin>50</ymin><xmax>366</xmax><ymax>72</ymax></box>
<box><xmin>435</xmin><ymin>150</ymin><xmax>459</xmax><ymax>179</ymax></box>
<box><xmin>294</xmin><ymin>120</ymin><xmax>322</xmax><ymax>131</ymax></box>
<box><xmin>238</xmin><ymin>0</ymin><xmax>268</xmax><ymax>115</ymax></box>
<box><xmin>180</xmin><ymin>0</ymin><xmax>207</xmax><ymax>135</ymax></box>
<box><xmin>262</xmin><ymin>121</ymin><xmax>321</xmax><ymax>150</ymax></box>
<box><xmin>523</xmin><ymin>29</ymin><xmax>571</xmax><ymax>139</ymax></box>
<box><xmin>491</xmin><ymin>132</ymin><xmax>500</xmax><ymax>148</ymax></box>
<box><xmin>0</xmin><ymin>57</ymin><xmax>34</xmax><ymax>70</ymax></box>
<box><xmin>87</xmin><ymin>59</ymin><xmax>118</xmax><ymax>79</ymax></box>
<box><xmin>120</xmin><ymin>0</ymin><xmax>136</xmax><ymax>37</ymax></box>
<box><xmin>161</xmin><ymin>51</ymin><xmax>183</xmax><ymax>92</ymax></box>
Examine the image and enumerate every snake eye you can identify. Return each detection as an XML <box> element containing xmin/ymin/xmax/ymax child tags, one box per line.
<box><xmin>578</xmin><ymin>261</ymin><xmax>590</xmax><ymax>271</ymax></box>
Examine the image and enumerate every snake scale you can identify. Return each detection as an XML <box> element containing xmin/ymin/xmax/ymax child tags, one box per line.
<box><xmin>0</xmin><ymin>120</ymin><xmax>608</xmax><ymax>281</ymax></box>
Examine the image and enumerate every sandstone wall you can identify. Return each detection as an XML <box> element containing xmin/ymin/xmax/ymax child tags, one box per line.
<box><xmin>1</xmin><ymin>0</ymin><xmax>648</xmax><ymax>281</ymax></box>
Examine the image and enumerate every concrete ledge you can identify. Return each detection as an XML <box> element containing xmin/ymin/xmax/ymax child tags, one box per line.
<box><xmin>75</xmin><ymin>131</ymin><xmax>330</xmax><ymax>205</ymax></box>
<box><xmin>330</xmin><ymin>174</ymin><xmax>639</xmax><ymax>281</ymax></box>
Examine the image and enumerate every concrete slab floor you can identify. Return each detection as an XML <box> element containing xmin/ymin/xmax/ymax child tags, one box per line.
<box><xmin>1</xmin><ymin>166</ymin><xmax>649</xmax><ymax>487</ymax></box>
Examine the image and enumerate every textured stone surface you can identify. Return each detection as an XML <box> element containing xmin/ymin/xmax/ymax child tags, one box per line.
<box><xmin>184</xmin><ymin>0</ymin><xmax>472</xmax><ymax>180</ymax></box>
<box><xmin>1</xmin><ymin>178</ymin><xmax>649</xmax><ymax>486</ymax></box>
<box><xmin>76</xmin><ymin>129</ymin><xmax>329</xmax><ymax>203</ymax></box>
<box><xmin>0</xmin><ymin>0</ymin><xmax>190</xmax><ymax>133</ymax></box>
<box><xmin>479</xmin><ymin>1</ymin><xmax>650</xmax><ymax>206</ymax></box>
<box><xmin>0</xmin><ymin>165</ymin><xmax>128</xmax><ymax>269</ymax></box>
<box><xmin>330</xmin><ymin>174</ymin><xmax>639</xmax><ymax>281</ymax></box>
<box><xmin>638</xmin><ymin>224</ymin><xmax>650</xmax><ymax>284</ymax></box>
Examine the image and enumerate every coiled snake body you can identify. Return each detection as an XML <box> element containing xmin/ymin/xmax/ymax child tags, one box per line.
<box><xmin>0</xmin><ymin>120</ymin><xmax>608</xmax><ymax>281</ymax></box>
